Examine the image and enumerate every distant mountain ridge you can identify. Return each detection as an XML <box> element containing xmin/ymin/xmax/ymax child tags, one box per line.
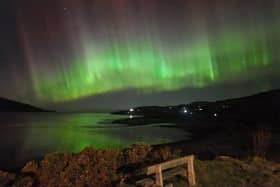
<box><xmin>216</xmin><ymin>89</ymin><xmax>280</xmax><ymax>121</ymax></box>
<box><xmin>113</xmin><ymin>88</ymin><xmax>280</xmax><ymax>123</ymax></box>
<box><xmin>218</xmin><ymin>89</ymin><xmax>280</xmax><ymax>105</ymax></box>
<box><xmin>0</xmin><ymin>97</ymin><xmax>47</xmax><ymax>112</ymax></box>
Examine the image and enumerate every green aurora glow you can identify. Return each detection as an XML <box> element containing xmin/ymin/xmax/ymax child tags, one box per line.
<box><xmin>15</xmin><ymin>0</ymin><xmax>280</xmax><ymax>106</ymax></box>
<box><xmin>32</xmin><ymin>30</ymin><xmax>273</xmax><ymax>102</ymax></box>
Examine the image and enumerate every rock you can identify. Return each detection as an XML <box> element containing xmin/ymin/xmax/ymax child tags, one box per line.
<box><xmin>77</xmin><ymin>153</ymin><xmax>90</xmax><ymax>166</ymax></box>
<box><xmin>11</xmin><ymin>176</ymin><xmax>34</xmax><ymax>187</ymax></box>
<box><xmin>0</xmin><ymin>170</ymin><xmax>15</xmax><ymax>187</ymax></box>
<box><xmin>21</xmin><ymin>161</ymin><xmax>39</xmax><ymax>174</ymax></box>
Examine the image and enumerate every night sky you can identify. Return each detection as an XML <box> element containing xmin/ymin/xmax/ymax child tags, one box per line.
<box><xmin>1</xmin><ymin>0</ymin><xmax>280</xmax><ymax>111</ymax></box>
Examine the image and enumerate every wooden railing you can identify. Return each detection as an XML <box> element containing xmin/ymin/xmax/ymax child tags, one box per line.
<box><xmin>136</xmin><ymin>155</ymin><xmax>196</xmax><ymax>187</ymax></box>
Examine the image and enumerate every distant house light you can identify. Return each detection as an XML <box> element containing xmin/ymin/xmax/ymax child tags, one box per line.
<box><xmin>222</xmin><ymin>105</ymin><xmax>229</xmax><ymax>108</ymax></box>
<box><xmin>214</xmin><ymin>113</ymin><xmax>218</xmax><ymax>117</ymax></box>
<box><xmin>197</xmin><ymin>106</ymin><xmax>203</xmax><ymax>111</ymax></box>
<box><xmin>129</xmin><ymin>108</ymin><xmax>134</xmax><ymax>112</ymax></box>
<box><xmin>184</xmin><ymin>109</ymin><xmax>188</xmax><ymax>113</ymax></box>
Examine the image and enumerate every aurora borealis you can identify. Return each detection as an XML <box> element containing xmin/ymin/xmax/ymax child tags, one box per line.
<box><xmin>1</xmin><ymin>0</ymin><xmax>280</xmax><ymax>110</ymax></box>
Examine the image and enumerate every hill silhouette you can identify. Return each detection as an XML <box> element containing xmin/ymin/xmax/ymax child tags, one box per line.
<box><xmin>113</xmin><ymin>89</ymin><xmax>280</xmax><ymax>125</ymax></box>
<box><xmin>0</xmin><ymin>97</ymin><xmax>47</xmax><ymax>112</ymax></box>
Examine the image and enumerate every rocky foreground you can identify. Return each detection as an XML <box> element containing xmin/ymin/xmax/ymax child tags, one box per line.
<box><xmin>0</xmin><ymin>144</ymin><xmax>280</xmax><ymax>187</ymax></box>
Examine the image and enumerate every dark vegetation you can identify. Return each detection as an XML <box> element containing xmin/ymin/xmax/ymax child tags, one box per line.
<box><xmin>0</xmin><ymin>144</ymin><xmax>280</xmax><ymax>187</ymax></box>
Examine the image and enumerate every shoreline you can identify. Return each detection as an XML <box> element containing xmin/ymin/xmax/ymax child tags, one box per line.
<box><xmin>1</xmin><ymin>112</ymin><xmax>280</xmax><ymax>186</ymax></box>
<box><xmin>1</xmin><ymin>124</ymin><xmax>280</xmax><ymax>187</ymax></box>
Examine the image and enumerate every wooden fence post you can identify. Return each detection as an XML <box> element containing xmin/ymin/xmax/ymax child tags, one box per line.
<box><xmin>155</xmin><ymin>165</ymin><xmax>163</xmax><ymax>187</ymax></box>
<box><xmin>187</xmin><ymin>155</ymin><xmax>196</xmax><ymax>186</ymax></box>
